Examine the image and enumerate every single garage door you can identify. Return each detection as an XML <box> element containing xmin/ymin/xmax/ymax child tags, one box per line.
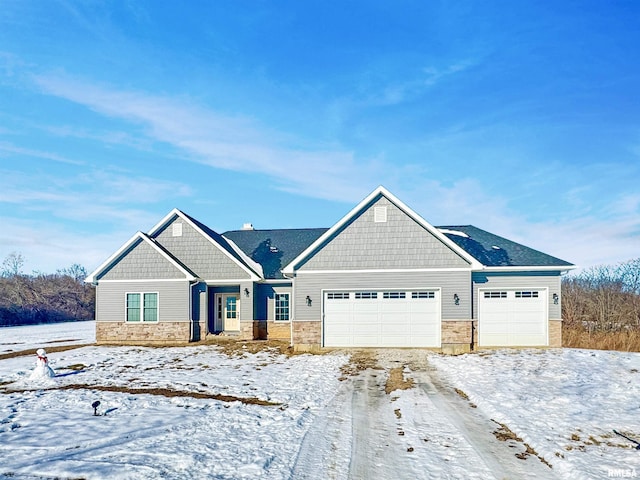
<box><xmin>323</xmin><ymin>290</ymin><xmax>441</xmax><ymax>347</ymax></box>
<box><xmin>478</xmin><ymin>289</ymin><xmax>548</xmax><ymax>346</ymax></box>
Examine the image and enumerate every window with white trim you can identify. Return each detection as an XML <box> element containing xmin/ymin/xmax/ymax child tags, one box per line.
<box><xmin>412</xmin><ymin>291</ymin><xmax>435</xmax><ymax>299</ymax></box>
<box><xmin>327</xmin><ymin>292</ymin><xmax>350</xmax><ymax>300</ymax></box>
<box><xmin>355</xmin><ymin>292</ymin><xmax>377</xmax><ymax>299</ymax></box>
<box><xmin>126</xmin><ymin>292</ymin><xmax>158</xmax><ymax>322</ymax></box>
<box><xmin>383</xmin><ymin>291</ymin><xmax>406</xmax><ymax>299</ymax></box>
<box><xmin>515</xmin><ymin>291</ymin><xmax>539</xmax><ymax>298</ymax></box>
<box><xmin>484</xmin><ymin>291</ymin><xmax>507</xmax><ymax>299</ymax></box>
<box><xmin>172</xmin><ymin>223</ymin><xmax>183</xmax><ymax>237</ymax></box>
<box><xmin>275</xmin><ymin>293</ymin><xmax>290</xmax><ymax>321</ymax></box>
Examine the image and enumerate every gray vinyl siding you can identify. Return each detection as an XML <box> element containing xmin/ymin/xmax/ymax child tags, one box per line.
<box><xmin>298</xmin><ymin>197</ymin><xmax>470</xmax><ymax>271</ymax></box>
<box><xmin>98</xmin><ymin>238</ymin><xmax>186</xmax><ymax>281</ymax></box>
<box><xmin>240</xmin><ymin>281</ymin><xmax>254</xmax><ymax>321</ymax></box>
<box><xmin>154</xmin><ymin>217</ymin><xmax>250</xmax><ymax>280</ymax></box>
<box><xmin>96</xmin><ymin>280</ymin><xmax>191</xmax><ymax>322</ymax></box>
<box><xmin>472</xmin><ymin>271</ymin><xmax>562</xmax><ymax>319</ymax></box>
<box><xmin>294</xmin><ymin>270</ymin><xmax>471</xmax><ymax>322</ymax></box>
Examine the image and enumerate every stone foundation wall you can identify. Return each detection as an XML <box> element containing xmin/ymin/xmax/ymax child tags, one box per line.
<box><xmin>239</xmin><ymin>321</ymin><xmax>254</xmax><ymax>340</ymax></box>
<box><xmin>549</xmin><ymin>319</ymin><xmax>562</xmax><ymax>347</ymax></box>
<box><xmin>441</xmin><ymin>320</ymin><xmax>473</xmax><ymax>354</ymax></box>
<box><xmin>267</xmin><ymin>321</ymin><xmax>291</xmax><ymax>341</ymax></box>
<box><xmin>292</xmin><ymin>321</ymin><xmax>321</xmax><ymax>348</ymax></box>
<box><xmin>96</xmin><ymin>321</ymin><xmax>191</xmax><ymax>344</ymax></box>
<box><xmin>441</xmin><ymin>321</ymin><xmax>473</xmax><ymax>344</ymax></box>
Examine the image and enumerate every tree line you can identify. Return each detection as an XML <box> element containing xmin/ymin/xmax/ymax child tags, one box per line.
<box><xmin>0</xmin><ymin>252</ymin><xmax>95</xmax><ymax>327</ymax></box>
<box><xmin>562</xmin><ymin>258</ymin><xmax>640</xmax><ymax>333</ymax></box>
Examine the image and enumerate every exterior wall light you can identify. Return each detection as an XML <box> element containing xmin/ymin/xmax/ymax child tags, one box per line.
<box><xmin>244</xmin><ymin>288</ymin><xmax>250</xmax><ymax>297</ymax></box>
<box><xmin>453</xmin><ymin>293</ymin><xmax>460</xmax><ymax>305</ymax></box>
<box><xmin>553</xmin><ymin>293</ymin><xmax>559</xmax><ymax>305</ymax></box>
<box><xmin>306</xmin><ymin>296</ymin><xmax>312</xmax><ymax>307</ymax></box>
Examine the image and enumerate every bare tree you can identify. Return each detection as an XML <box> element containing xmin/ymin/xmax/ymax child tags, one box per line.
<box><xmin>2</xmin><ymin>252</ymin><xmax>25</xmax><ymax>277</ymax></box>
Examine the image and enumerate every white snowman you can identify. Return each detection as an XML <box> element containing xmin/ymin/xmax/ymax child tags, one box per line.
<box><xmin>29</xmin><ymin>348</ymin><xmax>56</xmax><ymax>379</ymax></box>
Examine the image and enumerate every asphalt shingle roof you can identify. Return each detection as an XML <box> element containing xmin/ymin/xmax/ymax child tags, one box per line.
<box><xmin>182</xmin><ymin>212</ymin><xmax>263</xmax><ymax>277</ymax></box>
<box><xmin>222</xmin><ymin>228</ymin><xmax>329</xmax><ymax>279</ymax></box>
<box><xmin>437</xmin><ymin>225</ymin><xmax>573</xmax><ymax>268</ymax></box>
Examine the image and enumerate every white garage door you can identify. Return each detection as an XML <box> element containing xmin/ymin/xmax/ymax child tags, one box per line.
<box><xmin>478</xmin><ymin>289</ymin><xmax>548</xmax><ymax>346</ymax></box>
<box><xmin>323</xmin><ymin>290</ymin><xmax>441</xmax><ymax>347</ymax></box>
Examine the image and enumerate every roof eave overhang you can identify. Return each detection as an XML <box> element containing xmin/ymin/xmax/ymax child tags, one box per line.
<box><xmin>476</xmin><ymin>265</ymin><xmax>577</xmax><ymax>273</ymax></box>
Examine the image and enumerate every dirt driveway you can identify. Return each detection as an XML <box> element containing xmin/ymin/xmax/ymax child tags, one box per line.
<box><xmin>292</xmin><ymin>349</ymin><xmax>557</xmax><ymax>480</ymax></box>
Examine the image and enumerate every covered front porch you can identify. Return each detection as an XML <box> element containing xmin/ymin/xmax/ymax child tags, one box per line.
<box><xmin>193</xmin><ymin>281</ymin><xmax>258</xmax><ymax>340</ymax></box>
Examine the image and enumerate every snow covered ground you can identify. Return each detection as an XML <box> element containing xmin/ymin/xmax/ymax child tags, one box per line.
<box><xmin>0</xmin><ymin>322</ymin><xmax>639</xmax><ymax>479</ymax></box>
<box><xmin>0</xmin><ymin>321</ymin><xmax>95</xmax><ymax>354</ymax></box>
<box><xmin>431</xmin><ymin>349</ymin><xmax>640</xmax><ymax>480</ymax></box>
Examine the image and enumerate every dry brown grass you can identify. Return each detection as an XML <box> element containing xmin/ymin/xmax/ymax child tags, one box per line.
<box><xmin>203</xmin><ymin>338</ymin><xmax>297</xmax><ymax>357</ymax></box>
<box><xmin>3</xmin><ymin>383</ymin><xmax>281</xmax><ymax>406</ymax></box>
<box><xmin>384</xmin><ymin>367</ymin><xmax>414</xmax><ymax>394</ymax></box>
<box><xmin>0</xmin><ymin>344</ymin><xmax>94</xmax><ymax>361</ymax></box>
<box><xmin>562</xmin><ymin>327</ymin><xmax>640</xmax><ymax>352</ymax></box>
<box><xmin>492</xmin><ymin>420</ymin><xmax>552</xmax><ymax>468</ymax></box>
<box><xmin>339</xmin><ymin>350</ymin><xmax>381</xmax><ymax>379</ymax></box>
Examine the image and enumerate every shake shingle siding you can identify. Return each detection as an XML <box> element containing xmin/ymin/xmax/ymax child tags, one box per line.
<box><xmin>294</xmin><ymin>271</ymin><xmax>471</xmax><ymax>321</ymax></box>
<box><xmin>98</xmin><ymin>238</ymin><xmax>185</xmax><ymax>280</ymax></box>
<box><xmin>96</xmin><ymin>280</ymin><xmax>191</xmax><ymax>322</ymax></box>
<box><xmin>298</xmin><ymin>197</ymin><xmax>470</xmax><ymax>271</ymax></box>
<box><xmin>154</xmin><ymin>217</ymin><xmax>250</xmax><ymax>280</ymax></box>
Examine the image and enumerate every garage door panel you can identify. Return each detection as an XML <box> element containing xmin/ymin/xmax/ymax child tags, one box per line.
<box><xmin>324</xmin><ymin>290</ymin><xmax>440</xmax><ymax>348</ymax></box>
<box><xmin>479</xmin><ymin>290</ymin><xmax>547</xmax><ymax>347</ymax></box>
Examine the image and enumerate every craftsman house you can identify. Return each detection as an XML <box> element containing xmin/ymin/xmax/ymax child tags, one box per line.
<box><xmin>86</xmin><ymin>186</ymin><xmax>574</xmax><ymax>352</ymax></box>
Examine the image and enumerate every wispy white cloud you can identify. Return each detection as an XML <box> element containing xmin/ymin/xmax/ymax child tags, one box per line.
<box><xmin>0</xmin><ymin>142</ymin><xmax>85</xmax><ymax>165</ymax></box>
<box><xmin>31</xmin><ymin>73</ymin><xmax>387</xmax><ymax>203</ymax></box>
<box><xmin>0</xmin><ymin>168</ymin><xmax>192</xmax><ymax>224</ymax></box>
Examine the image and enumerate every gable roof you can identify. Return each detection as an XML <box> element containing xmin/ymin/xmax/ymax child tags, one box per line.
<box><xmin>281</xmin><ymin>186</ymin><xmax>483</xmax><ymax>274</ymax></box>
<box><xmin>222</xmin><ymin>228</ymin><xmax>329</xmax><ymax>279</ymax></box>
<box><xmin>85</xmin><ymin>231</ymin><xmax>197</xmax><ymax>283</ymax></box>
<box><xmin>437</xmin><ymin>225</ymin><xmax>575</xmax><ymax>270</ymax></box>
<box><xmin>148</xmin><ymin>208</ymin><xmax>263</xmax><ymax>280</ymax></box>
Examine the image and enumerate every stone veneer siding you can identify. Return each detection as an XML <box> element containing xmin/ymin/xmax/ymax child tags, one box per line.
<box><xmin>441</xmin><ymin>320</ymin><xmax>473</xmax><ymax>354</ymax></box>
<box><xmin>292</xmin><ymin>321</ymin><xmax>322</xmax><ymax>350</ymax></box>
<box><xmin>441</xmin><ymin>321</ymin><xmax>473</xmax><ymax>344</ymax></box>
<box><xmin>549</xmin><ymin>319</ymin><xmax>562</xmax><ymax>348</ymax></box>
<box><xmin>267</xmin><ymin>321</ymin><xmax>291</xmax><ymax>341</ymax></box>
<box><xmin>96</xmin><ymin>321</ymin><xmax>191</xmax><ymax>344</ymax></box>
<box><xmin>239</xmin><ymin>321</ymin><xmax>254</xmax><ymax>340</ymax></box>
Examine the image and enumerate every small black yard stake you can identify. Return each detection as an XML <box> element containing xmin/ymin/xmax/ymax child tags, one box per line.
<box><xmin>613</xmin><ymin>430</ymin><xmax>640</xmax><ymax>450</ymax></box>
<box><xmin>92</xmin><ymin>400</ymin><xmax>101</xmax><ymax>416</ymax></box>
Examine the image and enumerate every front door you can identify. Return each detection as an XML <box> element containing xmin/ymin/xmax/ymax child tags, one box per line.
<box><xmin>216</xmin><ymin>294</ymin><xmax>240</xmax><ymax>332</ymax></box>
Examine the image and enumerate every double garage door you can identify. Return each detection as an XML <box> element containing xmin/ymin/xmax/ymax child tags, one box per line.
<box><xmin>478</xmin><ymin>289</ymin><xmax>548</xmax><ymax>346</ymax></box>
<box><xmin>323</xmin><ymin>290</ymin><xmax>441</xmax><ymax>347</ymax></box>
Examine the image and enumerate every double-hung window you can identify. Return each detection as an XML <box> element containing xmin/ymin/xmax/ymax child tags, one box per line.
<box><xmin>127</xmin><ymin>292</ymin><xmax>158</xmax><ymax>322</ymax></box>
<box><xmin>275</xmin><ymin>293</ymin><xmax>290</xmax><ymax>321</ymax></box>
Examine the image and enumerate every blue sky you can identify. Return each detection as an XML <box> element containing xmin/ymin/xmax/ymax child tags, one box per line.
<box><xmin>1</xmin><ymin>1</ymin><xmax>638</xmax><ymax>274</ymax></box>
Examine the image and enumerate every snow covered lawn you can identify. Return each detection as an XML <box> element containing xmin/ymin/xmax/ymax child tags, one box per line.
<box><xmin>1</xmin><ymin>322</ymin><xmax>640</xmax><ymax>479</ymax></box>
<box><xmin>0</xmin><ymin>320</ymin><xmax>95</xmax><ymax>355</ymax></box>
<box><xmin>0</xmin><ymin>338</ymin><xmax>348</xmax><ymax>479</ymax></box>
<box><xmin>431</xmin><ymin>349</ymin><xmax>640</xmax><ymax>479</ymax></box>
